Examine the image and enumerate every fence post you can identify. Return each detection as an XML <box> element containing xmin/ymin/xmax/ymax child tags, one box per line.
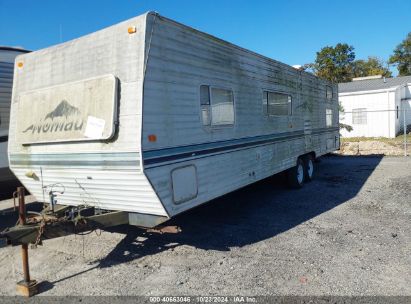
<box><xmin>404</xmin><ymin>105</ymin><xmax>407</xmax><ymax>157</ymax></box>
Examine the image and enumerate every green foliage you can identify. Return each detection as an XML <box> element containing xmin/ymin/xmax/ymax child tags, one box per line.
<box><xmin>304</xmin><ymin>43</ymin><xmax>355</xmax><ymax>83</ymax></box>
<box><xmin>338</xmin><ymin>102</ymin><xmax>345</xmax><ymax>113</ymax></box>
<box><xmin>352</xmin><ymin>57</ymin><xmax>392</xmax><ymax>78</ymax></box>
<box><xmin>338</xmin><ymin>102</ymin><xmax>353</xmax><ymax>132</ymax></box>
<box><xmin>306</xmin><ymin>45</ymin><xmax>393</xmax><ymax>83</ymax></box>
<box><xmin>341</xmin><ymin>134</ymin><xmax>411</xmax><ymax>144</ymax></box>
<box><xmin>339</xmin><ymin>123</ymin><xmax>353</xmax><ymax>132</ymax></box>
<box><xmin>296</xmin><ymin>97</ymin><xmax>314</xmax><ymax>113</ymax></box>
<box><xmin>389</xmin><ymin>32</ymin><xmax>411</xmax><ymax>76</ymax></box>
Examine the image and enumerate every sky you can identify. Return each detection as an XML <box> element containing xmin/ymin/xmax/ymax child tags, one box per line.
<box><xmin>0</xmin><ymin>0</ymin><xmax>410</xmax><ymax>74</ymax></box>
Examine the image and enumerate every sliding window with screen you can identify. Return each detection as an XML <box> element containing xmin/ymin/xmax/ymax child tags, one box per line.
<box><xmin>200</xmin><ymin>85</ymin><xmax>234</xmax><ymax>126</ymax></box>
<box><xmin>326</xmin><ymin>108</ymin><xmax>333</xmax><ymax>127</ymax></box>
<box><xmin>326</xmin><ymin>86</ymin><xmax>333</xmax><ymax>101</ymax></box>
<box><xmin>262</xmin><ymin>91</ymin><xmax>292</xmax><ymax>116</ymax></box>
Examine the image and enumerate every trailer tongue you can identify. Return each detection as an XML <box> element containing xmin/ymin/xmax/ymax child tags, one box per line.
<box><xmin>1</xmin><ymin>189</ymin><xmax>129</xmax><ymax>247</ymax></box>
<box><xmin>0</xmin><ymin>186</ymin><xmax>179</xmax><ymax>297</ymax></box>
<box><xmin>0</xmin><ymin>187</ymin><xmax>129</xmax><ymax>297</ymax></box>
<box><xmin>1</xmin><ymin>208</ymin><xmax>129</xmax><ymax>246</ymax></box>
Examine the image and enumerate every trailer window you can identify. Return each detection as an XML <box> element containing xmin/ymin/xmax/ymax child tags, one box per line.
<box><xmin>200</xmin><ymin>85</ymin><xmax>234</xmax><ymax>126</ymax></box>
<box><xmin>352</xmin><ymin>108</ymin><xmax>367</xmax><ymax>125</ymax></box>
<box><xmin>263</xmin><ymin>91</ymin><xmax>292</xmax><ymax>116</ymax></box>
<box><xmin>326</xmin><ymin>108</ymin><xmax>333</xmax><ymax>127</ymax></box>
<box><xmin>200</xmin><ymin>85</ymin><xmax>211</xmax><ymax>126</ymax></box>
<box><xmin>326</xmin><ymin>86</ymin><xmax>333</xmax><ymax>100</ymax></box>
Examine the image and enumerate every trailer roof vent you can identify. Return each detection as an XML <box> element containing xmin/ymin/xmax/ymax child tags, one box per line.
<box><xmin>292</xmin><ymin>65</ymin><xmax>305</xmax><ymax>71</ymax></box>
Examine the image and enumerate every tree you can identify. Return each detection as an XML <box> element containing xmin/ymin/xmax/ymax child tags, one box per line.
<box><xmin>304</xmin><ymin>43</ymin><xmax>355</xmax><ymax>83</ymax></box>
<box><xmin>338</xmin><ymin>102</ymin><xmax>353</xmax><ymax>132</ymax></box>
<box><xmin>306</xmin><ymin>44</ymin><xmax>392</xmax><ymax>82</ymax></box>
<box><xmin>389</xmin><ymin>32</ymin><xmax>411</xmax><ymax>76</ymax></box>
<box><xmin>352</xmin><ymin>57</ymin><xmax>392</xmax><ymax>78</ymax></box>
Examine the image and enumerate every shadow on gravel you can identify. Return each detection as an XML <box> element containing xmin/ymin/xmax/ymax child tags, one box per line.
<box><xmin>0</xmin><ymin>178</ymin><xmax>29</xmax><ymax>233</ymax></box>
<box><xmin>0</xmin><ymin>179</ymin><xmax>23</xmax><ymax>201</ymax></box>
<box><xmin>97</xmin><ymin>155</ymin><xmax>383</xmax><ymax>268</ymax></box>
<box><xmin>0</xmin><ymin>155</ymin><xmax>384</xmax><ymax>279</ymax></box>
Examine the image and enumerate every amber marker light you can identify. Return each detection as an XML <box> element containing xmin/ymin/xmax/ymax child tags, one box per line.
<box><xmin>128</xmin><ymin>26</ymin><xmax>136</xmax><ymax>34</ymax></box>
<box><xmin>148</xmin><ymin>134</ymin><xmax>157</xmax><ymax>142</ymax></box>
<box><xmin>17</xmin><ymin>62</ymin><xmax>24</xmax><ymax>68</ymax></box>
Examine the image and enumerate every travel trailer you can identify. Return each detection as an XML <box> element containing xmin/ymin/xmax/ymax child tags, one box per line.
<box><xmin>0</xmin><ymin>46</ymin><xmax>29</xmax><ymax>182</ymax></box>
<box><xmin>8</xmin><ymin>12</ymin><xmax>339</xmax><ymax>228</ymax></box>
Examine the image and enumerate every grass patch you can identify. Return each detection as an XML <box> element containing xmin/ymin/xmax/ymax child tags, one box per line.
<box><xmin>341</xmin><ymin>134</ymin><xmax>411</xmax><ymax>145</ymax></box>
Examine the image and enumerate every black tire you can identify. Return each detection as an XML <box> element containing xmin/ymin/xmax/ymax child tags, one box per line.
<box><xmin>287</xmin><ymin>158</ymin><xmax>304</xmax><ymax>189</ymax></box>
<box><xmin>304</xmin><ymin>154</ymin><xmax>315</xmax><ymax>182</ymax></box>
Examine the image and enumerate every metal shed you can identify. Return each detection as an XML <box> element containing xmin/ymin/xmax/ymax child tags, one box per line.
<box><xmin>339</xmin><ymin>75</ymin><xmax>411</xmax><ymax>138</ymax></box>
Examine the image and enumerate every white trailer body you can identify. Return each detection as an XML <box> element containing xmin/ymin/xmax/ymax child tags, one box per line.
<box><xmin>0</xmin><ymin>47</ymin><xmax>29</xmax><ymax>182</ymax></box>
<box><xmin>8</xmin><ymin>12</ymin><xmax>339</xmax><ymax>226</ymax></box>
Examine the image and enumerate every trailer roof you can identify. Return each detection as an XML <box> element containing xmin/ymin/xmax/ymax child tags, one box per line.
<box><xmin>0</xmin><ymin>46</ymin><xmax>30</xmax><ymax>53</ymax></box>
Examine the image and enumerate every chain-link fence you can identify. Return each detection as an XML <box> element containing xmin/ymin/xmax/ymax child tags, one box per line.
<box><xmin>339</xmin><ymin>107</ymin><xmax>411</xmax><ymax>156</ymax></box>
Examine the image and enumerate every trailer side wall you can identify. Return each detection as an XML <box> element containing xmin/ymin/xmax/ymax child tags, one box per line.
<box><xmin>141</xmin><ymin>14</ymin><xmax>339</xmax><ymax>216</ymax></box>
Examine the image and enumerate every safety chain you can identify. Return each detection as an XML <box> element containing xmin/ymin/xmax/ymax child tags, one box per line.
<box><xmin>33</xmin><ymin>221</ymin><xmax>46</xmax><ymax>248</ymax></box>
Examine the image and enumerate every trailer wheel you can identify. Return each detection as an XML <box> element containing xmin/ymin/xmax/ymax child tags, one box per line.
<box><xmin>287</xmin><ymin>158</ymin><xmax>304</xmax><ymax>189</ymax></box>
<box><xmin>304</xmin><ymin>154</ymin><xmax>315</xmax><ymax>182</ymax></box>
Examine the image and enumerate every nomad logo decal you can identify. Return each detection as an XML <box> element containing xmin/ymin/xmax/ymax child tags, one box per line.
<box><xmin>23</xmin><ymin>100</ymin><xmax>84</xmax><ymax>134</ymax></box>
<box><xmin>45</xmin><ymin>99</ymin><xmax>80</xmax><ymax>120</ymax></box>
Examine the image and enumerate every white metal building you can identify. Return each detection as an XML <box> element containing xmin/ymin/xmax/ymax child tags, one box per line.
<box><xmin>339</xmin><ymin>75</ymin><xmax>411</xmax><ymax>138</ymax></box>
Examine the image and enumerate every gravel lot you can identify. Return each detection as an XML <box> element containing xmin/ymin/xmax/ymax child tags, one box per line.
<box><xmin>0</xmin><ymin>155</ymin><xmax>410</xmax><ymax>296</ymax></box>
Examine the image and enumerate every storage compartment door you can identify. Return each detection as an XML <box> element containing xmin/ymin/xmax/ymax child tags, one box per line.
<box><xmin>171</xmin><ymin>165</ymin><xmax>198</xmax><ymax>204</ymax></box>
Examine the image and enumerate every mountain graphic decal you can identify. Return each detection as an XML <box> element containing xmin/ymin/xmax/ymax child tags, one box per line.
<box><xmin>45</xmin><ymin>100</ymin><xmax>80</xmax><ymax>120</ymax></box>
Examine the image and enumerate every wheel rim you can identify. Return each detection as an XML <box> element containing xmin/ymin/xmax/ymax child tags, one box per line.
<box><xmin>307</xmin><ymin>159</ymin><xmax>314</xmax><ymax>178</ymax></box>
<box><xmin>297</xmin><ymin>163</ymin><xmax>304</xmax><ymax>184</ymax></box>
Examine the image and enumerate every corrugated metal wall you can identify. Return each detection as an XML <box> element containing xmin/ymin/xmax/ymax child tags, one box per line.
<box><xmin>340</xmin><ymin>90</ymin><xmax>397</xmax><ymax>138</ymax></box>
<box><xmin>0</xmin><ymin>61</ymin><xmax>14</xmax><ymax>136</ymax></box>
<box><xmin>0</xmin><ymin>49</ymin><xmax>24</xmax><ymax>137</ymax></box>
<box><xmin>0</xmin><ymin>48</ymin><xmax>29</xmax><ymax>172</ymax></box>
